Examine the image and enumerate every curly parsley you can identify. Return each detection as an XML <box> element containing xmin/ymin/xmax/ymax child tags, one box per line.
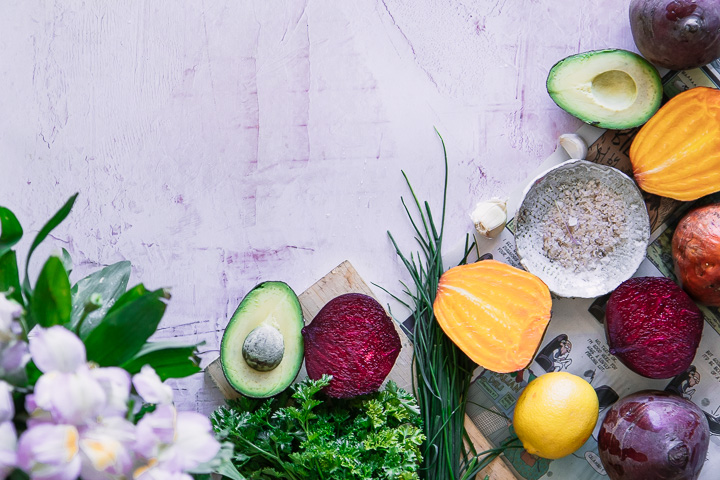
<box><xmin>211</xmin><ymin>375</ymin><xmax>424</xmax><ymax>480</ymax></box>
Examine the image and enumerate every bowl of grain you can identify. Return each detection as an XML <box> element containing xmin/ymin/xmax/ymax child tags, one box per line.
<box><xmin>514</xmin><ymin>159</ymin><xmax>650</xmax><ymax>298</ymax></box>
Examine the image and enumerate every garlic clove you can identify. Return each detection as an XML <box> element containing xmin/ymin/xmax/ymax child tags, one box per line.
<box><xmin>558</xmin><ymin>133</ymin><xmax>588</xmax><ymax>160</ymax></box>
<box><xmin>470</xmin><ymin>198</ymin><xmax>508</xmax><ymax>239</ymax></box>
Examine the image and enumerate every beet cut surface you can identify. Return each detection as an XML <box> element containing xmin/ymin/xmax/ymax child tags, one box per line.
<box><xmin>605</xmin><ymin>277</ymin><xmax>703</xmax><ymax>379</ymax></box>
<box><xmin>302</xmin><ymin>293</ymin><xmax>402</xmax><ymax>398</ymax></box>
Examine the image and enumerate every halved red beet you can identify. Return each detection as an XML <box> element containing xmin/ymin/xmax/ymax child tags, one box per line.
<box><xmin>302</xmin><ymin>293</ymin><xmax>401</xmax><ymax>398</ymax></box>
<box><xmin>599</xmin><ymin>390</ymin><xmax>709</xmax><ymax>480</ymax></box>
<box><xmin>605</xmin><ymin>277</ymin><xmax>703</xmax><ymax>379</ymax></box>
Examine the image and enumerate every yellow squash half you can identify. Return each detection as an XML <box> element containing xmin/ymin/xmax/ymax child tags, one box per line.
<box><xmin>630</xmin><ymin>86</ymin><xmax>720</xmax><ymax>201</ymax></box>
<box><xmin>433</xmin><ymin>260</ymin><xmax>552</xmax><ymax>373</ymax></box>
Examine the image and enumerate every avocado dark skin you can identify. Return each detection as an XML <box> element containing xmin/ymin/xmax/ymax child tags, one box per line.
<box><xmin>630</xmin><ymin>0</ymin><xmax>720</xmax><ymax>70</ymax></box>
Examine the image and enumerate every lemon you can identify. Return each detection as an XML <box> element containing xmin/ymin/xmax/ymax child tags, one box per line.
<box><xmin>512</xmin><ymin>371</ymin><xmax>599</xmax><ymax>459</ymax></box>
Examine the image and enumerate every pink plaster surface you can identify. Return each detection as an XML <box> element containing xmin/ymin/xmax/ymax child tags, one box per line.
<box><xmin>0</xmin><ymin>0</ymin><xmax>636</xmax><ymax>413</ymax></box>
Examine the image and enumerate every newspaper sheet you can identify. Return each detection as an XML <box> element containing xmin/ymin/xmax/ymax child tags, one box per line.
<box><xmin>466</xmin><ymin>65</ymin><xmax>720</xmax><ymax>480</ymax></box>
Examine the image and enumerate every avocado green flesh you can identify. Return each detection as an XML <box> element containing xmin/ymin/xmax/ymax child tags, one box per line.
<box><xmin>221</xmin><ymin>281</ymin><xmax>304</xmax><ymax>398</ymax></box>
<box><xmin>547</xmin><ymin>49</ymin><xmax>662</xmax><ymax>130</ymax></box>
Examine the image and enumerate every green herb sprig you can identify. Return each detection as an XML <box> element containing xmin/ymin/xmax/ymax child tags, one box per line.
<box><xmin>211</xmin><ymin>375</ymin><xmax>425</xmax><ymax>480</ymax></box>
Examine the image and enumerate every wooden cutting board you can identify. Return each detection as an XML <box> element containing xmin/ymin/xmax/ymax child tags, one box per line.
<box><xmin>206</xmin><ymin>260</ymin><xmax>517</xmax><ymax>480</ymax></box>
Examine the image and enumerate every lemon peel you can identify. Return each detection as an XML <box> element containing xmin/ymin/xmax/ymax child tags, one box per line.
<box><xmin>513</xmin><ymin>371</ymin><xmax>599</xmax><ymax>459</ymax></box>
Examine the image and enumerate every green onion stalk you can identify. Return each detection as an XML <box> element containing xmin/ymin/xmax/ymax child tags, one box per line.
<box><xmin>382</xmin><ymin>131</ymin><xmax>520</xmax><ymax>480</ymax></box>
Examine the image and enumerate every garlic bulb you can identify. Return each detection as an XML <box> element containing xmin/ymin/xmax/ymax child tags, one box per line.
<box><xmin>470</xmin><ymin>198</ymin><xmax>508</xmax><ymax>238</ymax></box>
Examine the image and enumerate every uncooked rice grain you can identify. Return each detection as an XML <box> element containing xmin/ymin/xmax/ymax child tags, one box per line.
<box><xmin>542</xmin><ymin>179</ymin><xmax>627</xmax><ymax>272</ymax></box>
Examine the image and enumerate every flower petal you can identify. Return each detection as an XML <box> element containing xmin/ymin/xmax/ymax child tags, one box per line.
<box><xmin>29</xmin><ymin>326</ymin><xmax>86</xmax><ymax>374</ymax></box>
<box><xmin>158</xmin><ymin>411</ymin><xmax>220</xmax><ymax>471</ymax></box>
<box><xmin>0</xmin><ymin>340</ymin><xmax>30</xmax><ymax>378</ymax></box>
<box><xmin>34</xmin><ymin>368</ymin><xmax>107</xmax><ymax>425</ymax></box>
<box><xmin>17</xmin><ymin>424</ymin><xmax>82</xmax><ymax>480</ymax></box>
<box><xmin>134</xmin><ymin>464</ymin><xmax>193</xmax><ymax>480</ymax></box>
<box><xmin>79</xmin><ymin>417</ymin><xmax>136</xmax><ymax>480</ymax></box>
<box><xmin>132</xmin><ymin>366</ymin><xmax>173</xmax><ymax>405</ymax></box>
<box><xmin>134</xmin><ymin>404</ymin><xmax>176</xmax><ymax>460</ymax></box>
<box><xmin>91</xmin><ymin>367</ymin><xmax>131</xmax><ymax>418</ymax></box>
<box><xmin>0</xmin><ymin>295</ymin><xmax>22</xmax><ymax>335</ymax></box>
<box><xmin>0</xmin><ymin>381</ymin><xmax>12</xmax><ymax>423</ymax></box>
<box><xmin>0</xmin><ymin>421</ymin><xmax>17</xmax><ymax>480</ymax></box>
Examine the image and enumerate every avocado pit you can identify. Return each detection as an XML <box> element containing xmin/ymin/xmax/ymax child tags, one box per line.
<box><xmin>242</xmin><ymin>324</ymin><xmax>285</xmax><ymax>372</ymax></box>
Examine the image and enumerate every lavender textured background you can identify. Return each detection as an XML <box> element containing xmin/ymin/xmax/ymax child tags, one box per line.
<box><xmin>0</xmin><ymin>0</ymin><xmax>635</xmax><ymax>413</ymax></box>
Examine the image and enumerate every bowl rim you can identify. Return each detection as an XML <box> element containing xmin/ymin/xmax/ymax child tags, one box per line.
<box><xmin>514</xmin><ymin>159</ymin><xmax>651</xmax><ymax>298</ymax></box>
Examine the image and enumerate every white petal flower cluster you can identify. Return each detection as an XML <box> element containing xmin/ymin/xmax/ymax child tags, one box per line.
<box><xmin>0</xmin><ymin>295</ymin><xmax>30</xmax><ymax>383</ymax></box>
<box><xmin>1</xmin><ymin>317</ymin><xmax>219</xmax><ymax>480</ymax></box>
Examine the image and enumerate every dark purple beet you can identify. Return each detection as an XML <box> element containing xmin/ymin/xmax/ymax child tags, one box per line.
<box><xmin>599</xmin><ymin>390</ymin><xmax>709</xmax><ymax>480</ymax></box>
<box><xmin>302</xmin><ymin>293</ymin><xmax>401</xmax><ymax>398</ymax></box>
<box><xmin>605</xmin><ymin>277</ymin><xmax>703</xmax><ymax>379</ymax></box>
<box><xmin>630</xmin><ymin>0</ymin><xmax>720</xmax><ymax>70</ymax></box>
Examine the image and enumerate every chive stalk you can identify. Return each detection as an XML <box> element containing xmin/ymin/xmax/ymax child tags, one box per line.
<box><xmin>384</xmin><ymin>130</ymin><xmax>516</xmax><ymax>479</ymax></box>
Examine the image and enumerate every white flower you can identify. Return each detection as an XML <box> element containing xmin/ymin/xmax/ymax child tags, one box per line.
<box><xmin>134</xmin><ymin>464</ymin><xmax>193</xmax><ymax>480</ymax></box>
<box><xmin>0</xmin><ymin>381</ymin><xmax>12</xmax><ymax>423</ymax></box>
<box><xmin>78</xmin><ymin>417</ymin><xmax>136</xmax><ymax>480</ymax></box>
<box><xmin>33</xmin><ymin>367</ymin><xmax>107</xmax><ymax>425</ymax></box>
<box><xmin>0</xmin><ymin>295</ymin><xmax>21</xmax><ymax>340</ymax></box>
<box><xmin>0</xmin><ymin>421</ymin><xmax>17</xmax><ymax>480</ymax></box>
<box><xmin>134</xmin><ymin>404</ymin><xmax>220</xmax><ymax>475</ymax></box>
<box><xmin>159</xmin><ymin>410</ymin><xmax>220</xmax><ymax>471</ymax></box>
<box><xmin>91</xmin><ymin>367</ymin><xmax>131</xmax><ymax>418</ymax></box>
<box><xmin>17</xmin><ymin>423</ymin><xmax>82</xmax><ymax>480</ymax></box>
<box><xmin>29</xmin><ymin>326</ymin><xmax>86</xmax><ymax>374</ymax></box>
<box><xmin>132</xmin><ymin>366</ymin><xmax>173</xmax><ymax>405</ymax></box>
<box><xmin>0</xmin><ymin>294</ymin><xmax>28</xmax><ymax>382</ymax></box>
<box><xmin>0</xmin><ymin>341</ymin><xmax>30</xmax><ymax>379</ymax></box>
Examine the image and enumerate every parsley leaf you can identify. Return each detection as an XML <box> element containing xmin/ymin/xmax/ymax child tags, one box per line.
<box><xmin>211</xmin><ymin>376</ymin><xmax>424</xmax><ymax>480</ymax></box>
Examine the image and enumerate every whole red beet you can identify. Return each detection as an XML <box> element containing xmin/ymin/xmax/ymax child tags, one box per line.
<box><xmin>599</xmin><ymin>390</ymin><xmax>709</xmax><ymax>480</ymax></box>
<box><xmin>605</xmin><ymin>277</ymin><xmax>703</xmax><ymax>379</ymax></box>
<box><xmin>630</xmin><ymin>0</ymin><xmax>720</xmax><ymax>70</ymax></box>
<box><xmin>302</xmin><ymin>293</ymin><xmax>401</xmax><ymax>398</ymax></box>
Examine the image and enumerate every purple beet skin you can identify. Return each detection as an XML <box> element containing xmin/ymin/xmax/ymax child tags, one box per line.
<box><xmin>599</xmin><ymin>390</ymin><xmax>709</xmax><ymax>480</ymax></box>
<box><xmin>630</xmin><ymin>0</ymin><xmax>720</xmax><ymax>70</ymax></box>
<box><xmin>302</xmin><ymin>293</ymin><xmax>401</xmax><ymax>398</ymax></box>
<box><xmin>605</xmin><ymin>277</ymin><xmax>703</xmax><ymax>379</ymax></box>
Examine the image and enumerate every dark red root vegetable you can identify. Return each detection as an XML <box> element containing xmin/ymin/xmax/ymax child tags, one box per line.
<box><xmin>605</xmin><ymin>277</ymin><xmax>703</xmax><ymax>379</ymax></box>
<box><xmin>302</xmin><ymin>293</ymin><xmax>401</xmax><ymax>398</ymax></box>
<box><xmin>630</xmin><ymin>0</ymin><xmax>720</xmax><ymax>70</ymax></box>
<box><xmin>599</xmin><ymin>390</ymin><xmax>709</xmax><ymax>480</ymax></box>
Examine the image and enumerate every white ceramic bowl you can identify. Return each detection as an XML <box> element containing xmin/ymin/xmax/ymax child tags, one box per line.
<box><xmin>514</xmin><ymin>159</ymin><xmax>650</xmax><ymax>298</ymax></box>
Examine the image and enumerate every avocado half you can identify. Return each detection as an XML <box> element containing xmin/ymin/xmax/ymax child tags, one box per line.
<box><xmin>220</xmin><ymin>281</ymin><xmax>304</xmax><ymax>398</ymax></box>
<box><xmin>547</xmin><ymin>49</ymin><xmax>662</xmax><ymax>130</ymax></box>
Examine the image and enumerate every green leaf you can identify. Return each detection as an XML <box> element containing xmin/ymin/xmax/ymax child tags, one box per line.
<box><xmin>60</xmin><ymin>248</ymin><xmax>73</xmax><ymax>276</ymax></box>
<box><xmin>25</xmin><ymin>361</ymin><xmax>42</xmax><ymax>386</ymax></box>
<box><xmin>107</xmin><ymin>283</ymin><xmax>149</xmax><ymax>314</ymax></box>
<box><xmin>28</xmin><ymin>256</ymin><xmax>71</xmax><ymax>329</ymax></box>
<box><xmin>22</xmin><ymin>193</ymin><xmax>78</xmax><ymax>297</ymax></box>
<box><xmin>0</xmin><ymin>250</ymin><xmax>23</xmax><ymax>305</ymax></box>
<box><xmin>0</xmin><ymin>207</ymin><xmax>23</xmax><ymax>258</ymax></box>
<box><xmin>121</xmin><ymin>341</ymin><xmax>202</xmax><ymax>380</ymax></box>
<box><xmin>9</xmin><ymin>468</ymin><xmax>30</xmax><ymax>480</ymax></box>
<box><xmin>70</xmin><ymin>260</ymin><xmax>131</xmax><ymax>338</ymax></box>
<box><xmin>84</xmin><ymin>286</ymin><xmax>169</xmax><ymax>366</ymax></box>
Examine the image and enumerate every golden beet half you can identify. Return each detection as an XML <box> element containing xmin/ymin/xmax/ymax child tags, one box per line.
<box><xmin>630</xmin><ymin>86</ymin><xmax>720</xmax><ymax>201</ymax></box>
<box><xmin>433</xmin><ymin>260</ymin><xmax>552</xmax><ymax>373</ymax></box>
